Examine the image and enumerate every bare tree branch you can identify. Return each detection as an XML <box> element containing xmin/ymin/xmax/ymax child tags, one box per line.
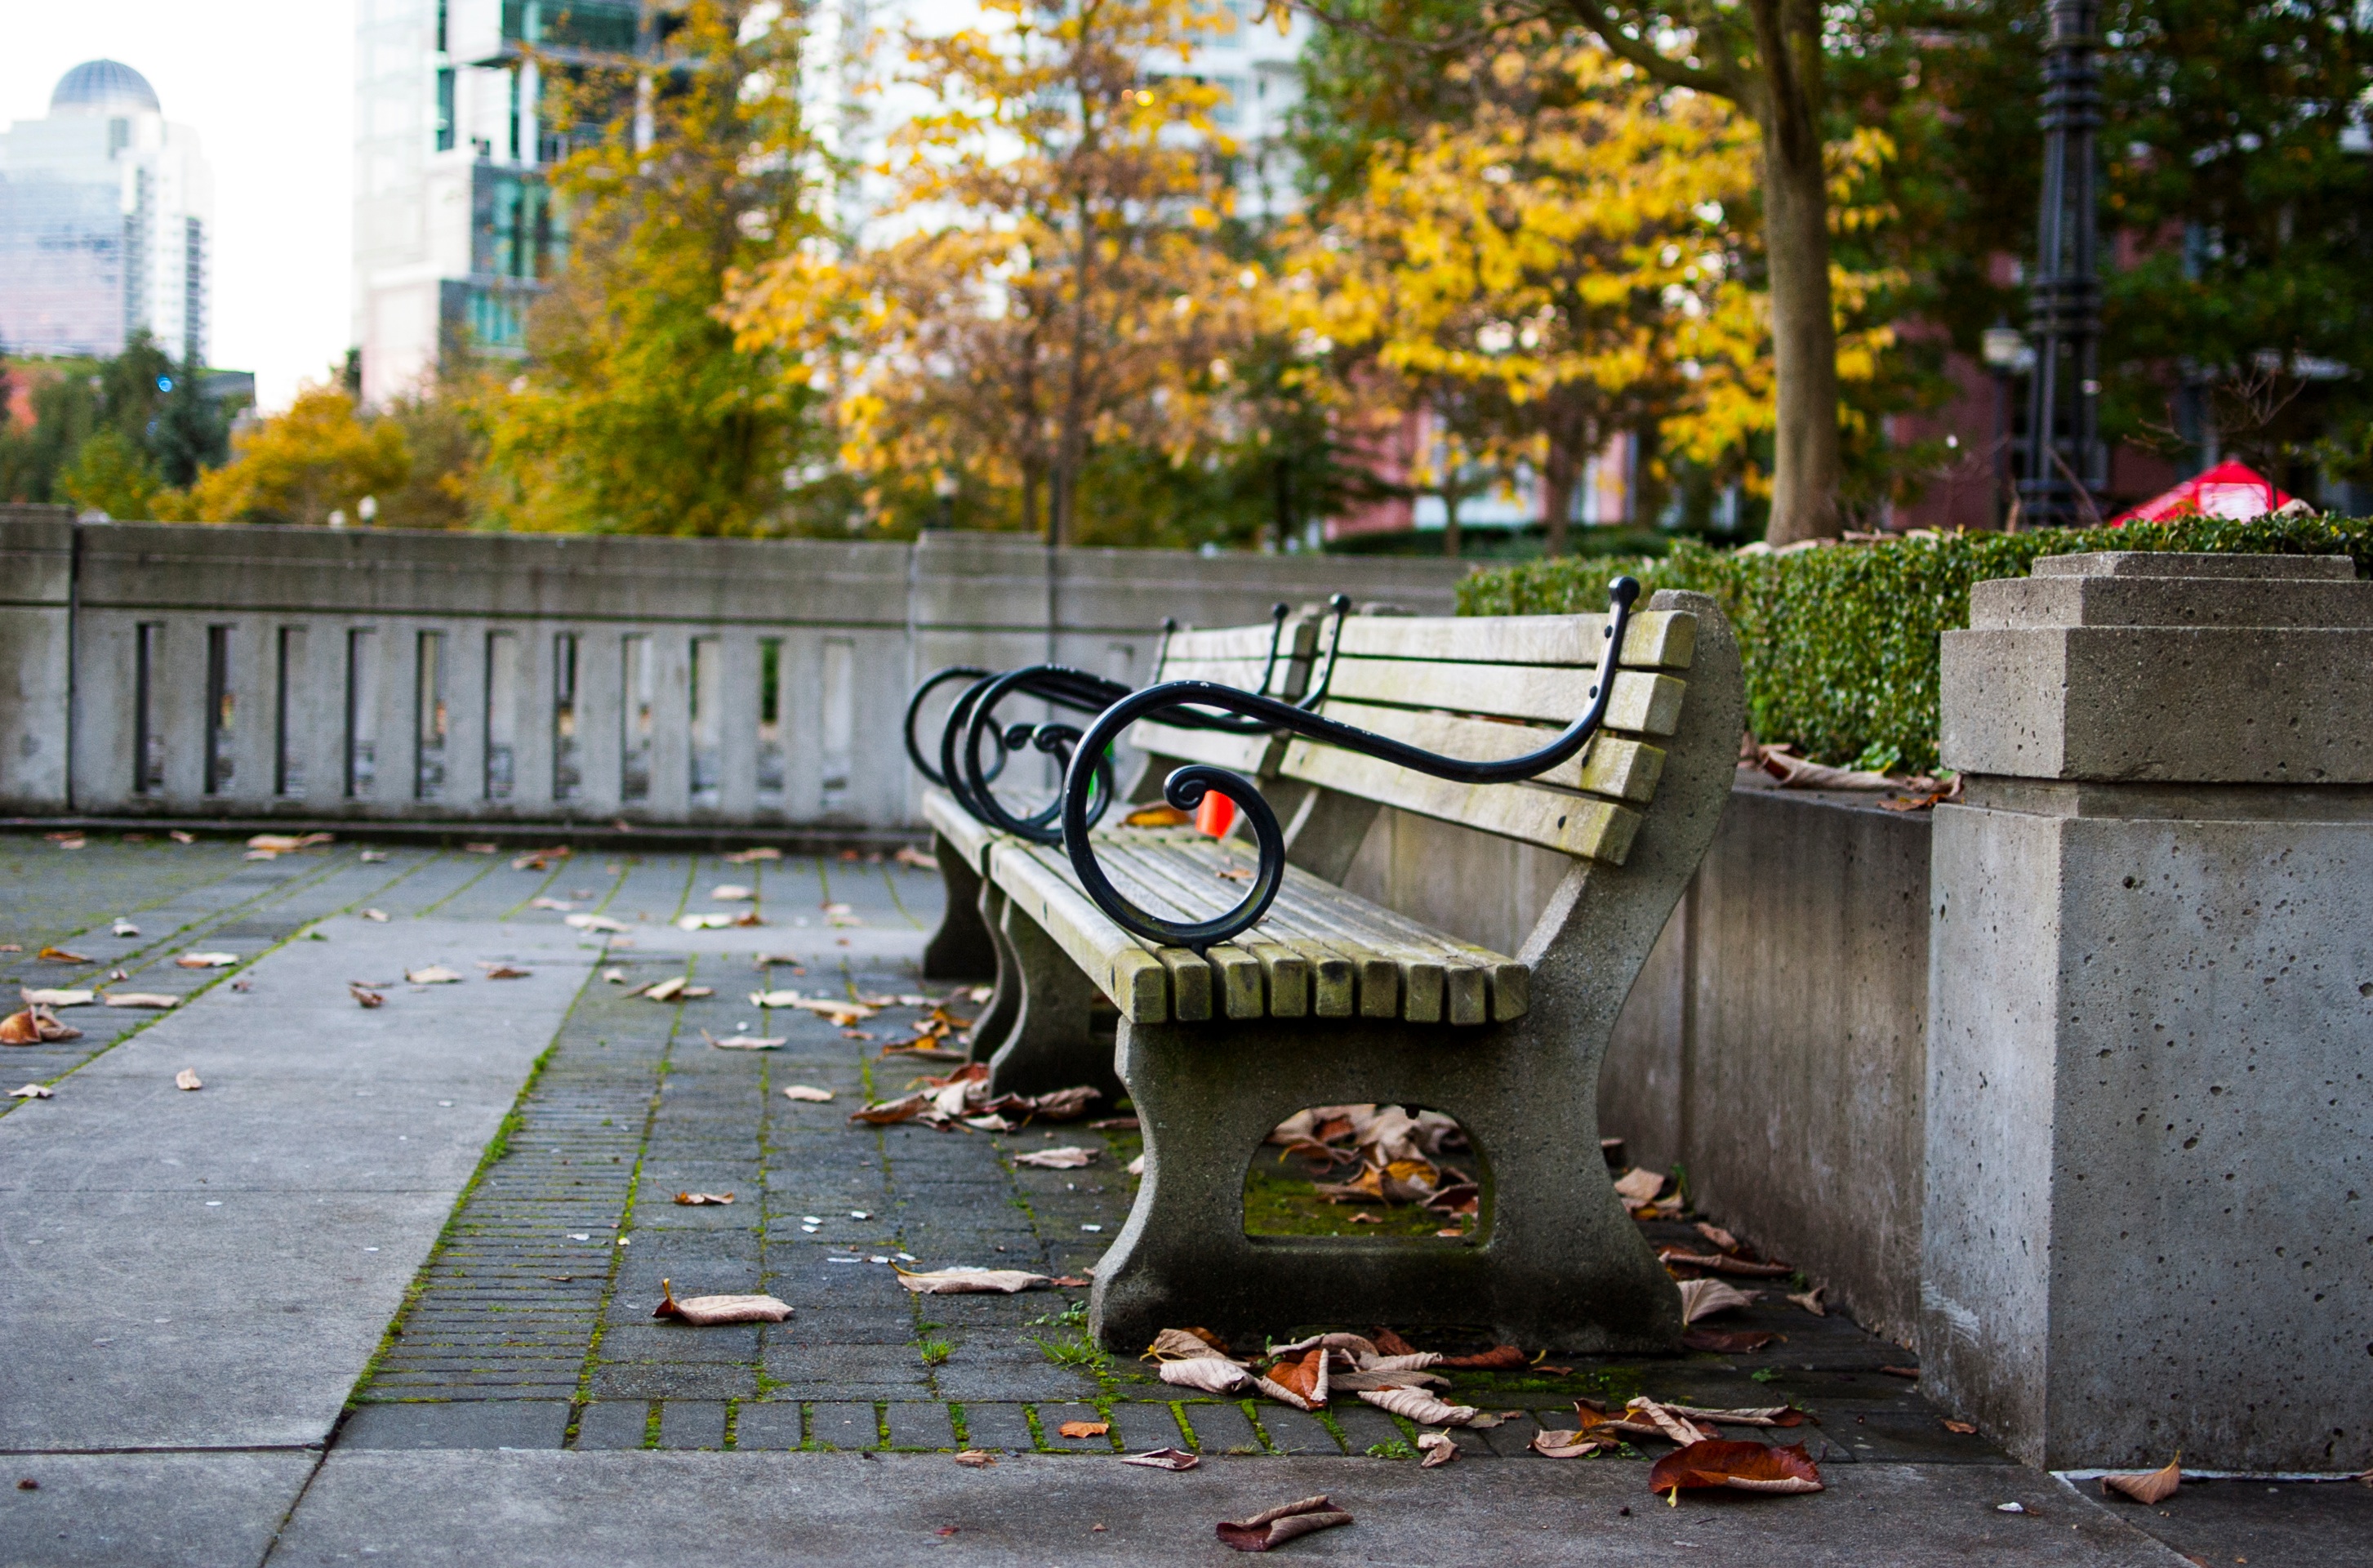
<box><xmin>1556</xmin><ymin>0</ymin><xmax>1743</xmax><ymax>99</ymax></box>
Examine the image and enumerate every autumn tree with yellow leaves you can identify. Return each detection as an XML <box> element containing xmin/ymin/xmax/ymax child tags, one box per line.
<box><xmin>728</xmin><ymin>0</ymin><xmax>1258</xmax><ymax>542</ymax></box>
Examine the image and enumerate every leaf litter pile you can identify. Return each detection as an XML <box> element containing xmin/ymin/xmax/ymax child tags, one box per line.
<box><xmin>850</xmin><ymin>1061</ymin><xmax>1100</xmax><ymax>1134</ymax></box>
<box><xmin>1254</xmin><ymin>1105</ymin><xmax>1481</xmax><ymax>1238</ymax></box>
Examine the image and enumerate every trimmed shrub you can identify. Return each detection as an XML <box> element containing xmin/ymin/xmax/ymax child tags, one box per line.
<box><xmin>1457</xmin><ymin>515</ymin><xmax>2373</xmax><ymax>774</ymax></box>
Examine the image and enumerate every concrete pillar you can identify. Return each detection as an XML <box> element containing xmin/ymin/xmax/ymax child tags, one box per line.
<box><xmin>1922</xmin><ymin>551</ymin><xmax>2373</xmax><ymax>1472</ymax></box>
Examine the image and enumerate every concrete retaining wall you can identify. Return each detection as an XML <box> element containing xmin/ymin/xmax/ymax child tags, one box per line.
<box><xmin>1343</xmin><ymin>775</ymin><xmax>1935</xmax><ymax>1348</ymax></box>
<box><xmin>0</xmin><ymin>510</ymin><xmax>1464</xmax><ymax>830</ymax></box>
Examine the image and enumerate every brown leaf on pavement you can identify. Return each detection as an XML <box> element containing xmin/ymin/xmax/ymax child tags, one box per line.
<box><xmin>1013</xmin><ymin>1147</ymin><xmax>1097</xmax><ymax>1169</ymax></box>
<box><xmin>35</xmin><ymin>947</ymin><xmax>91</xmax><ymax>963</ymax></box>
<box><xmin>1</xmin><ymin>1006</ymin><xmax>82</xmax><ymax>1044</ymax></box>
<box><xmin>781</xmin><ymin>1085</ymin><xmax>835</xmax><ymax>1102</ymax></box>
<box><xmin>893</xmin><ymin>1266</ymin><xmax>1053</xmax><ymax>1294</ymax></box>
<box><xmin>1356</xmin><ymin>1387</ymin><xmax>1482</xmax><ymax>1427</ymax></box>
<box><xmin>1417</xmin><ymin>1430</ymin><xmax>1458</xmax><ymax>1467</ymax></box>
<box><xmin>1262</xmin><ymin>1347</ymin><xmax>1329</xmax><ymax>1410</ymax></box>
<box><xmin>1532</xmin><ymin>1429</ymin><xmax>1617</xmax><ymax>1459</ymax></box>
<box><xmin>1020</xmin><ymin>1085</ymin><xmax>1102</xmax><ymax>1120</ymax></box>
<box><xmin>103</xmin><ymin>993</ymin><xmax>177</xmax><ymax>1009</ymax></box>
<box><xmin>349</xmin><ymin>984</ymin><xmax>385</xmax><ymax>1009</ymax></box>
<box><xmin>175</xmin><ymin>1068</ymin><xmax>203</xmax><ymax>1090</ymax></box>
<box><xmin>1942</xmin><ymin>1419</ymin><xmax>1978</xmax><ymax>1435</ymax></box>
<box><xmin>1120</xmin><ymin>1448</ymin><xmax>1199</xmax><ymax>1471</ymax></box>
<box><xmin>176</xmin><ymin>952</ymin><xmax>238</xmax><ymax>969</ymax></box>
<box><xmin>1650</xmin><ymin>1440</ymin><xmax>1825</xmax><ymax>1502</ymax></box>
<box><xmin>1057</xmin><ymin>1421</ymin><xmax>1109</xmax><ymax>1439</ymax></box>
<box><xmin>529</xmin><ymin>898</ymin><xmax>576</xmax><ymax>911</ymax></box>
<box><xmin>564</xmin><ymin>913</ymin><xmax>629</xmax><ymax>933</ymax></box>
<box><xmin>406</xmin><ymin>965</ymin><xmax>463</xmax><ymax>985</ymax></box>
<box><xmin>1631</xmin><ymin>1399</ymin><xmax>1717</xmax><ymax>1446</ymax></box>
<box><xmin>710</xmin><ymin>884</ymin><xmax>756</xmax><ymax>902</ymax></box>
<box><xmin>1681</xmin><ymin>1329</ymin><xmax>1779</xmax><ymax>1353</ymax></box>
<box><xmin>1660</xmin><ymin>1248</ymin><xmax>1796</xmax><ymax>1277</ymax></box>
<box><xmin>1677</xmin><ymin>1278</ymin><xmax>1756</xmax><ymax>1324</ymax></box>
<box><xmin>111</xmin><ymin>920</ymin><xmax>139</xmax><ymax>937</ymax></box>
<box><xmin>952</xmin><ymin>1450</ymin><xmax>996</xmax><ymax>1468</ymax></box>
<box><xmin>1369</xmin><ymin>1327</ymin><xmax>1418</xmax><ymax>1356</ymax></box>
<box><xmin>652</xmin><ymin>1278</ymin><xmax>790</xmax><ymax>1325</ymax></box>
<box><xmin>1880</xmin><ymin>1365</ymin><xmax>1920</xmax><ymax>1379</ymax></box>
<box><xmin>1143</xmin><ymin>1327</ymin><xmax>1236</xmax><ymax>1361</ymax></box>
<box><xmin>850</xmin><ymin>1090</ymin><xmax>933</xmax><ymax>1125</ymax></box>
<box><xmin>1695</xmin><ymin>1221</ymin><xmax>1741</xmax><ymax>1251</ymax></box>
<box><xmin>723</xmin><ymin>846</ymin><xmax>785</xmax><ymax>864</ymax></box>
<box><xmin>703</xmin><ymin>1031</ymin><xmax>787</xmax><ymax>1050</ymax></box>
<box><xmin>169</xmin><ymin>830</ymin><xmax>197</xmax><ymax>844</ymax></box>
<box><xmin>1216</xmin><ymin>1496</ymin><xmax>1353</xmax><ymax>1553</ymax></box>
<box><xmin>510</xmin><ymin>847</ymin><xmax>570</xmax><ymax>871</ymax></box>
<box><xmin>673</xmin><ymin>1192</ymin><xmax>736</xmax><ymax>1205</ymax></box>
<box><xmin>1612</xmin><ymin>1166</ymin><xmax>1666</xmax><ymax>1204</ymax></box>
<box><xmin>1654</xmin><ymin>1401</ymin><xmax>1810</xmax><ymax>1429</ymax></box>
<box><xmin>18</xmin><ymin>987</ymin><xmax>93</xmax><ymax>1007</ymax></box>
<box><xmin>1787</xmin><ymin>1286</ymin><xmax>1827</xmax><ymax>1316</ymax></box>
<box><xmin>247</xmin><ymin>833</ymin><xmax>334</xmax><ymax>853</ymax></box>
<box><xmin>2101</xmin><ymin>1458</ymin><xmax>2182</xmax><ymax>1505</ymax></box>
<box><xmin>478</xmin><ymin>963</ymin><xmax>532</xmax><ymax>979</ymax></box>
<box><xmin>1156</xmin><ymin>1358</ymin><xmax>1253</xmax><ymax>1396</ymax></box>
<box><xmin>1438</xmin><ymin>1343</ymin><xmax>1526</xmax><ymax>1370</ymax></box>
<box><xmin>10</xmin><ymin>1083</ymin><xmax>55</xmax><ymax>1099</ymax></box>
<box><xmin>892</xmin><ymin>845</ymin><xmax>937</xmax><ymax>869</ymax></box>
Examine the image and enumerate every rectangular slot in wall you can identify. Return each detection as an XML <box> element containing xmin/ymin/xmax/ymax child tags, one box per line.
<box><xmin>756</xmin><ymin>636</ymin><xmax>785</xmax><ymax>803</ymax></box>
<box><xmin>416</xmin><ymin>630</ymin><xmax>447</xmax><ymax>800</ymax></box>
<box><xmin>688</xmin><ymin>635</ymin><xmax>722</xmax><ymax>806</ymax></box>
<box><xmin>620</xmin><ymin>634</ymin><xmax>652</xmax><ymax>802</ymax></box>
<box><xmin>134</xmin><ymin>621</ymin><xmax>164</xmax><ymax>795</ymax></box>
<box><xmin>204</xmin><ymin>626</ymin><xmax>235</xmax><ymax>795</ymax></box>
<box><xmin>821</xmin><ymin>636</ymin><xmax>854</xmax><ymax>812</ymax></box>
<box><xmin>275</xmin><ymin>626</ymin><xmax>308</xmax><ymax>796</ymax></box>
<box><xmin>346</xmin><ymin>629</ymin><xmax>379</xmax><ymax>797</ymax></box>
<box><xmin>485</xmin><ymin>630</ymin><xmax>518</xmax><ymax>800</ymax></box>
<box><xmin>553</xmin><ymin>632</ymin><xmax>581</xmax><ymax>802</ymax></box>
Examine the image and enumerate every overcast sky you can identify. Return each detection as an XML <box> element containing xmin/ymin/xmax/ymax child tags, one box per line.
<box><xmin>2</xmin><ymin>2</ymin><xmax>354</xmax><ymax>411</ymax></box>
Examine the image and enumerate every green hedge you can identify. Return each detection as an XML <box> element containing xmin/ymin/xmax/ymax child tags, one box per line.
<box><xmin>1457</xmin><ymin>515</ymin><xmax>2373</xmax><ymax>775</ymax></box>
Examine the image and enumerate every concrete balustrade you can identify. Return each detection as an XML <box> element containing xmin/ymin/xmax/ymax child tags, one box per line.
<box><xmin>0</xmin><ymin>508</ymin><xmax>1463</xmax><ymax>830</ymax></box>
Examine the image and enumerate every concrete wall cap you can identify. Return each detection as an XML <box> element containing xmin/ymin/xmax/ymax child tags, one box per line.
<box><xmin>2030</xmin><ymin>550</ymin><xmax>2355</xmax><ymax>580</ymax></box>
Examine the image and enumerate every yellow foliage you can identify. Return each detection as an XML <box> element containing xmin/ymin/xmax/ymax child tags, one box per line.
<box><xmin>179</xmin><ymin>385</ymin><xmax>411</xmax><ymax>527</ymax></box>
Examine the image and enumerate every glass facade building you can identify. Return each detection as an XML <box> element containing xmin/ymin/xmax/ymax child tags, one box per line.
<box><xmin>0</xmin><ymin>60</ymin><xmax>214</xmax><ymax>362</ymax></box>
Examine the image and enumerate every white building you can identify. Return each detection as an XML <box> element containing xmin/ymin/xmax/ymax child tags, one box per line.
<box><xmin>0</xmin><ymin>60</ymin><xmax>214</xmax><ymax>363</ymax></box>
<box><xmin>353</xmin><ymin>0</ymin><xmax>642</xmax><ymax>406</ymax></box>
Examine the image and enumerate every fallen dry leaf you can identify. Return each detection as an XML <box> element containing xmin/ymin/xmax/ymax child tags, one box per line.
<box><xmin>247</xmin><ymin>832</ymin><xmax>333</xmax><ymax>853</ymax></box>
<box><xmin>36</xmin><ymin>947</ymin><xmax>91</xmax><ymax>963</ymax></box>
<box><xmin>676</xmin><ymin>913</ymin><xmax>733</xmax><ymax>931</ymax></box>
<box><xmin>710</xmin><ymin>884</ymin><xmax>755</xmax><ymax>902</ymax></box>
<box><xmin>10</xmin><ymin>1083</ymin><xmax>55</xmax><ymax>1098</ymax></box>
<box><xmin>19</xmin><ymin>987</ymin><xmax>94</xmax><ymax>1008</ymax></box>
<box><xmin>478</xmin><ymin>963</ymin><xmax>532</xmax><ymax>979</ymax></box>
<box><xmin>349</xmin><ymin>983</ymin><xmax>385</xmax><ymax>1009</ymax></box>
<box><xmin>1532</xmin><ymin>1428</ymin><xmax>1617</xmax><ymax>1459</ymax></box>
<box><xmin>1787</xmin><ymin>1285</ymin><xmax>1827</xmax><ymax>1316</ymax></box>
<box><xmin>1629</xmin><ymin>1399</ymin><xmax>1716</xmax><ymax>1446</ymax></box>
<box><xmin>1145</xmin><ymin>1327</ymin><xmax>1237</xmax><ymax>1361</ymax></box>
<box><xmin>723</xmin><ymin>846</ymin><xmax>785</xmax><ymax>864</ymax></box>
<box><xmin>111</xmin><ymin>920</ymin><xmax>139</xmax><ymax>937</ymax></box>
<box><xmin>1682</xmin><ymin>1329</ymin><xmax>1778</xmax><ymax>1353</ymax></box>
<box><xmin>652</xmin><ymin>1278</ymin><xmax>790</xmax><ymax>1325</ymax></box>
<box><xmin>1417</xmin><ymin>1431</ymin><xmax>1459</xmax><ymax>1468</ymax></box>
<box><xmin>642</xmin><ymin>977</ymin><xmax>689</xmax><ymax>1002</ymax></box>
<box><xmin>1217</xmin><ymin>1495</ymin><xmax>1353</xmax><ymax>1553</ymax></box>
<box><xmin>704</xmin><ymin>1030</ymin><xmax>786</xmax><ymax>1050</ymax></box>
<box><xmin>952</xmin><ymin>1450</ymin><xmax>996</xmax><ymax>1468</ymax></box>
<box><xmin>1943</xmin><ymin>1419</ymin><xmax>1978</xmax><ymax>1435</ymax></box>
<box><xmin>1126</xmin><ymin>1154</ymin><xmax>1146</xmax><ymax>1176</ymax></box>
<box><xmin>1695</xmin><ymin>1221</ymin><xmax>1740</xmax><ymax>1251</ymax></box>
<box><xmin>1879</xmin><ymin>1365</ymin><xmax>1921</xmax><ymax>1379</ymax></box>
<box><xmin>1</xmin><ymin>1007</ymin><xmax>82</xmax><ymax>1044</ymax></box>
<box><xmin>1057</xmin><ymin>1420</ymin><xmax>1109</xmax><ymax>1439</ymax></box>
<box><xmin>1613</xmin><ymin>1165</ymin><xmax>1666</xmax><ymax>1203</ymax></box>
<box><xmin>1437</xmin><ymin>1343</ymin><xmax>1526</xmax><ymax>1370</ymax></box>
<box><xmin>528</xmin><ymin>897</ymin><xmax>576</xmax><ymax>911</ymax></box>
<box><xmin>673</xmin><ymin>1192</ymin><xmax>736</xmax><ymax>1206</ymax></box>
<box><xmin>1678</xmin><ymin>1278</ymin><xmax>1756</xmax><ymax>1324</ymax></box>
<box><xmin>1262</xmin><ymin>1347</ymin><xmax>1330</xmax><ymax>1410</ymax></box>
<box><xmin>406</xmin><ymin>965</ymin><xmax>462</xmax><ymax>985</ymax></box>
<box><xmin>169</xmin><ymin>830</ymin><xmax>198</xmax><ymax>844</ymax></box>
<box><xmin>1661</xmin><ymin>1248</ymin><xmax>1796</xmax><ymax>1278</ymax></box>
<box><xmin>781</xmin><ymin>1085</ymin><xmax>835</xmax><ymax>1102</ymax></box>
<box><xmin>1124</xmin><ymin>804</ymin><xmax>1193</xmax><ymax>828</ymax></box>
<box><xmin>176</xmin><ymin>952</ymin><xmax>238</xmax><ymax>969</ymax></box>
<box><xmin>102</xmin><ymin>992</ymin><xmax>176</xmax><ymax>1009</ymax></box>
<box><xmin>1650</xmin><ymin>1440</ymin><xmax>1824</xmax><ymax>1503</ymax></box>
<box><xmin>1013</xmin><ymin>1147</ymin><xmax>1097</xmax><ymax>1169</ymax></box>
<box><xmin>361</xmin><ymin>909</ymin><xmax>390</xmax><ymax>923</ymax></box>
<box><xmin>1158</xmin><ymin>1357</ymin><xmax>1253</xmax><ymax>1396</ymax></box>
<box><xmin>893</xmin><ymin>845</ymin><xmax>937</xmax><ymax>869</ymax></box>
<box><xmin>175</xmin><ymin>1067</ymin><xmax>203</xmax><ymax>1091</ymax></box>
<box><xmin>1120</xmin><ymin>1448</ymin><xmax>1199</xmax><ymax>1471</ymax></box>
<box><xmin>563</xmin><ymin>913</ymin><xmax>629</xmax><ymax>933</ymax></box>
<box><xmin>894</xmin><ymin>1266</ymin><xmax>1053</xmax><ymax>1295</ymax></box>
<box><xmin>463</xmin><ymin>842</ymin><xmax>497</xmax><ymax>854</ymax></box>
<box><xmin>1651</xmin><ymin>1401</ymin><xmax>1809</xmax><ymax>1430</ymax></box>
<box><xmin>1358</xmin><ymin>1387</ymin><xmax>1482</xmax><ymax>1427</ymax></box>
<box><xmin>359</xmin><ymin>849</ymin><xmax>386</xmax><ymax>861</ymax></box>
<box><xmin>2100</xmin><ymin>1457</ymin><xmax>2182</xmax><ymax>1505</ymax></box>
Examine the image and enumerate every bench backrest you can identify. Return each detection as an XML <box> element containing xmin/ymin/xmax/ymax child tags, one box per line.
<box><xmin>1129</xmin><ymin>613</ymin><xmax>1321</xmax><ymax>777</ymax></box>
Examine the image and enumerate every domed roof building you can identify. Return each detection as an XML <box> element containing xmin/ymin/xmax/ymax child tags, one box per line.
<box><xmin>48</xmin><ymin>60</ymin><xmax>163</xmax><ymax>117</ymax></box>
<box><xmin>0</xmin><ymin>60</ymin><xmax>211</xmax><ymax>361</ymax></box>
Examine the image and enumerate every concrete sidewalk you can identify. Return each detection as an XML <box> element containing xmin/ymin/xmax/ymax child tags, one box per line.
<box><xmin>0</xmin><ymin>835</ymin><xmax>2362</xmax><ymax>1568</ymax></box>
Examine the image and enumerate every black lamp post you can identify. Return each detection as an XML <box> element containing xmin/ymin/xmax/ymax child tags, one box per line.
<box><xmin>2020</xmin><ymin>0</ymin><xmax>2107</xmax><ymax>525</ymax></box>
<box><xmin>1981</xmin><ymin>320</ymin><xmax>2035</xmax><ymax>525</ymax></box>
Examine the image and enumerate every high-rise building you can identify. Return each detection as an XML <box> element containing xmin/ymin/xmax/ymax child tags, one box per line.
<box><xmin>0</xmin><ymin>60</ymin><xmax>214</xmax><ymax>363</ymax></box>
<box><xmin>353</xmin><ymin>0</ymin><xmax>649</xmax><ymax>406</ymax></box>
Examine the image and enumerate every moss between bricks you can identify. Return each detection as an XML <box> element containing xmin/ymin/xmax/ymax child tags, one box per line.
<box><xmin>1458</xmin><ymin>514</ymin><xmax>2373</xmax><ymax>773</ymax></box>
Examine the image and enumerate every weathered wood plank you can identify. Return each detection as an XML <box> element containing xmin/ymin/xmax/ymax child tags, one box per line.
<box><xmin>1279</xmin><ymin>742</ymin><xmax>1643</xmax><ymax>863</ymax></box>
<box><xmin>1331</xmin><ymin>609</ymin><xmax>1696</xmax><ymax>670</ymax></box>
<box><xmin>987</xmin><ymin>842</ymin><xmax>1169</xmax><ymax>1022</ymax></box>
<box><xmin>1305</xmin><ymin>702</ymin><xmax>1667</xmax><ymax>804</ymax></box>
<box><xmin>923</xmin><ymin>789</ymin><xmax>1000</xmax><ymax>872</ymax></box>
<box><xmin>1153</xmin><ymin>947</ymin><xmax>1213</xmax><ymax>1022</ymax></box>
<box><xmin>1129</xmin><ymin>720</ymin><xmax>1285</xmax><ymax>777</ymax></box>
<box><xmin>1323</xmin><ymin>662</ymin><xmax>1685</xmax><ymax>736</ymax></box>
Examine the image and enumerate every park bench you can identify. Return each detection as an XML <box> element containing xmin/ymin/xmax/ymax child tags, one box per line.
<box><xmin>912</xmin><ymin>584</ymin><xmax>1744</xmax><ymax>1351</ymax></box>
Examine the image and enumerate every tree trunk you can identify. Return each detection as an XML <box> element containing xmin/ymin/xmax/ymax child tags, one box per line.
<box><xmin>1747</xmin><ymin>16</ymin><xmax>1843</xmax><ymax>545</ymax></box>
<box><xmin>1442</xmin><ymin>492</ymin><xmax>1462</xmax><ymax>559</ymax></box>
<box><xmin>1540</xmin><ymin>416</ymin><xmax>1584</xmax><ymax>559</ymax></box>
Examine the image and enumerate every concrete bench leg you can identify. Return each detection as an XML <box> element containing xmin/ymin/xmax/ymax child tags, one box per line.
<box><xmin>1089</xmin><ymin>1017</ymin><xmax>1680</xmax><ymax>1353</ymax></box>
<box><xmin>922</xmin><ymin>831</ymin><xmax>997</xmax><ymax>980</ymax></box>
<box><xmin>985</xmin><ymin>898</ymin><xmax>1123</xmax><ymax>1107</ymax></box>
<box><xmin>964</xmin><ymin>883</ymin><xmax>1020</xmax><ymax>1064</ymax></box>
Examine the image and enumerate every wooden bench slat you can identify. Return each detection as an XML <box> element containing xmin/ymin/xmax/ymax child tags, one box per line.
<box><xmin>1094</xmin><ymin>840</ymin><xmax>1302</xmax><ymax>1020</ymax></box>
<box><xmin>924</xmin><ymin>789</ymin><xmax>1000</xmax><ymax>871</ymax></box>
<box><xmin>1278</xmin><ymin>742</ymin><xmax>1644</xmax><ymax>863</ymax></box>
<box><xmin>1332</xmin><ymin>609</ymin><xmax>1697</xmax><ymax>670</ymax></box>
<box><xmin>1131</xmin><ymin>721</ymin><xmax>1287</xmax><ymax>777</ymax></box>
<box><xmin>1302</xmin><ymin>701</ymin><xmax>1667</xmax><ymax>805</ymax></box>
<box><xmin>987</xmin><ymin>841</ymin><xmax>1170</xmax><ymax>1022</ymax></box>
<box><xmin>1322</xmin><ymin>661</ymin><xmax>1687</xmax><ymax>736</ymax></box>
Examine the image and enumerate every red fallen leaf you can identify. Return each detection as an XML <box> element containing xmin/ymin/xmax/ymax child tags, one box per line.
<box><xmin>1265</xmin><ymin>1346</ymin><xmax>1328</xmax><ymax>1406</ymax></box>
<box><xmin>1048</xmin><ymin>1275</ymin><xmax>1092</xmax><ymax>1288</ymax></box>
<box><xmin>1371</xmin><ymin>1327</ymin><xmax>1418</xmax><ymax>1357</ymax></box>
<box><xmin>1942</xmin><ymin>1419</ymin><xmax>1978</xmax><ymax>1435</ymax></box>
<box><xmin>1057</xmin><ymin>1421</ymin><xmax>1109</xmax><ymax>1439</ymax></box>
<box><xmin>1217</xmin><ymin>1495</ymin><xmax>1352</xmax><ymax>1552</ymax></box>
<box><xmin>1440</xmin><ymin>1344</ymin><xmax>1527</xmax><ymax>1370</ymax></box>
<box><xmin>1683</xmin><ymin>1329</ymin><xmax>1779</xmax><ymax>1353</ymax></box>
<box><xmin>1649</xmin><ymin>1440</ymin><xmax>1824</xmax><ymax>1503</ymax></box>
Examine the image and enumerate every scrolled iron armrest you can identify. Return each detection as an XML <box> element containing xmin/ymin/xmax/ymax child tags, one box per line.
<box><xmin>945</xmin><ymin>664</ymin><xmax>1133</xmax><ymax>843</ymax></box>
<box><xmin>1058</xmin><ymin>577</ymin><xmax>1643</xmax><ymax>953</ymax></box>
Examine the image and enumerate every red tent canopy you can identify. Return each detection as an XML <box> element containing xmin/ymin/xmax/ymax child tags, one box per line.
<box><xmin>2108</xmin><ymin>460</ymin><xmax>2294</xmax><ymax>526</ymax></box>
